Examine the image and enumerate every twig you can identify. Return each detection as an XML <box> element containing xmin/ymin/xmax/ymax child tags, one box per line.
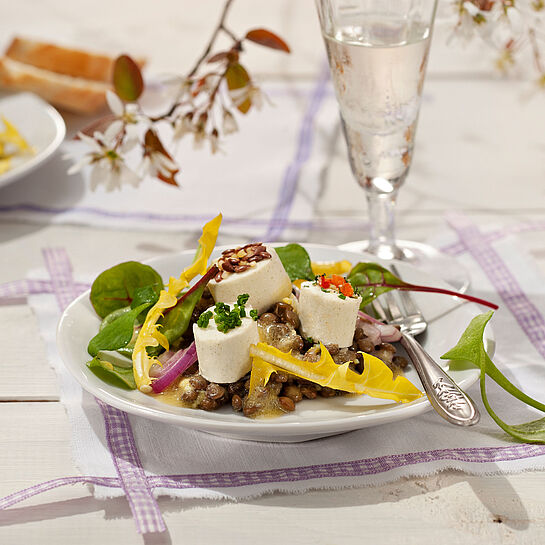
<box><xmin>528</xmin><ymin>27</ymin><xmax>544</xmax><ymax>75</ymax></box>
<box><xmin>151</xmin><ymin>0</ymin><xmax>238</xmax><ymax>122</ymax></box>
<box><xmin>187</xmin><ymin>0</ymin><xmax>237</xmax><ymax>78</ymax></box>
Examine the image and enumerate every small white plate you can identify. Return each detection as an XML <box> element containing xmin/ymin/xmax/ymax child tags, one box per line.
<box><xmin>0</xmin><ymin>92</ymin><xmax>66</xmax><ymax>189</ymax></box>
<box><xmin>57</xmin><ymin>245</ymin><xmax>493</xmax><ymax>442</ymax></box>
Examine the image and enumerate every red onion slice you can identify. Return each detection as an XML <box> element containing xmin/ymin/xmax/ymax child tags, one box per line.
<box><xmin>357</xmin><ymin>311</ymin><xmax>402</xmax><ymax>343</ymax></box>
<box><xmin>375</xmin><ymin>324</ymin><xmax>402</xmax><ymax>343</ymax></box>
<box><xmin>151</xmin><ymin>342</ymin><xmax>198</xmax><ymax>393</ymax></box>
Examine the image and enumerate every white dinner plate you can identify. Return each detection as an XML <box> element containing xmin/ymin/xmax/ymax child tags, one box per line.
<box><xmin>0</xmin><ymin>92</ymin><xmax>66</xmax><ymax>189</ymax></box>
<box><xmin>57</xmin><ymin>244</ymin><xmax>493</xmax><ymax>442</ymax></box>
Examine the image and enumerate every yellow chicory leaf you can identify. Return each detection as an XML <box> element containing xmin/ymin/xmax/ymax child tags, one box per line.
<box><xmin>0</xmin><ymin>117</ymin><xmax>31</xmax><ymax>175</ymax></box>
<box><xmin>249</xmin><ymin>342</ymin><xmax>423</xmax><ymax>403</ymax></box>
<box><xmin>0</xmin><ymin>158</ymin><xmax>10</xmax><ymax>175</ymax></box>
<box><xmin>167</xmin><ymin>213</ymin><xmax>223</xmax><ymax>295</ymax></box>
<box><xmin>311</xmin><ymin>260</ymin><xmax>352</xmax><ymax>277</ymax></box>
<box><xmin>132</xmin><ymin>214</ymin><xmax>222</xmax><ymax>392</ymax></box>
<box><xmin>0</xmin><ymin>116</ymin><xmax>30</xmax><ymax>153</ymax></box>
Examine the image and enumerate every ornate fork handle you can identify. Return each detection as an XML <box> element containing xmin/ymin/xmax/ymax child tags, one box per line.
<box><xmin>400</xmin><ymin>333</ymin><xmax>480</xmax><ymax>426</ymax></box>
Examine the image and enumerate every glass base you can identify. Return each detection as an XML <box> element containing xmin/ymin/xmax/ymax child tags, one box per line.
<box><xmin>338</xmin><ymin>239</ymin><xmax>470</xmax><ymax>293</ymax></box>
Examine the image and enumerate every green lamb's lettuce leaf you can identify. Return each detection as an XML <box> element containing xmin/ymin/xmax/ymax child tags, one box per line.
<box><xmin>88</xmin><ymin>302</ymin><xmax>153</xmax><ymax>357</ymax></box>
<box><xmin>90</xmin><ymin>261</ymin><xmax>163</xmax><ymax>318</ymax></box>
<box><xmin>441</xmin><ymin>311</ymin><xmax>545</xmax><ymax>443</ymax></box>
<box><xmin>275</xmin><ymin>243</ymin><xmax>314</xmax><ymax>282</ymax></box>
<box><xmin>348</xmin><ymin>262</ymin><xmax>498</xmax><ymax>310</ymax></box>
<box><xmin>87</xmin><ymin>357</ymin><xmax>136</xmax><ymax>390</ymax></box>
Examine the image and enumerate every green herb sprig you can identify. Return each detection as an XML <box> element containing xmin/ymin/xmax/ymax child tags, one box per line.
<box><xmin>197</xmin><ymin>293</ymin><xmax>257</xmax><ymax>333</ymax></box>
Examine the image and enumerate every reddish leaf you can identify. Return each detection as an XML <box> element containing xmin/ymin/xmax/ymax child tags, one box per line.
<box><xmin>245</xmin><ymin>29</ymin><xmax>290</xmax><ymax>53</ymax></box>
<box><xmin>144</xmin><ymin>129</ymin><xmax>180</xmax><ymax>187</ymax></box>
<box><xmin>207</xmin><ymin>51</ymin><xmax>230</xmax><ymax>63</ymax></box>
<box><xmin>76</xmin><ymin>114</ymin><xmax>117</xmax><ymax>138</ymax></box>
<box><xmin>113</xmin><ymin>55</ymin><xmax>144</xmax><ymax>102</ymax></box>
<box><xmin>225</xmin><ymin>63</ymin><xmax>252</xmax><ymax>114</ymax></box>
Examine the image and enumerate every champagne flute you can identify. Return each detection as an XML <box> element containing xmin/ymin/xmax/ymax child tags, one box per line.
<box><xmin>315</xmin><ymin>0</ymin><xmax>469</xmax><ymax>291</ymax></box>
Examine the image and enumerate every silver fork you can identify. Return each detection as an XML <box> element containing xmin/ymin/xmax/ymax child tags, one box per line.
<box><xmin>372</xmin><ymin>267</ymin><xmax>480</xmax><ymax>427</ymax></box>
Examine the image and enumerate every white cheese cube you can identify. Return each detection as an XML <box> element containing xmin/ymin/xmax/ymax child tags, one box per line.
<box><xmin>193</xmin><ymin>306</ymin><xmax>259</xmax><ymax>383</ymax></box>
<box><xmin>209</xmin><ymin>246</ymin><xmax>292</xmax><ymax>314</ymax></box>
<box><xmin>298</xmin><ymin>281</ymin><xmax>362</xmax><ymax>348</ymax></box>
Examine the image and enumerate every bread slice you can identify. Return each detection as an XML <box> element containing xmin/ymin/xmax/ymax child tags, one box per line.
<box><xmin>0</xmin><ymin>57</ymin><xmax>109</xmax><ymax>114</ymax></box>
<box><xmin>5</xmin><ymin>37</ymin><xmax>145</xmax><ymax>83</ymax></box>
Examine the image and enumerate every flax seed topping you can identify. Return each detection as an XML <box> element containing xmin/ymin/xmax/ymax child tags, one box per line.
<box><xmin>214</xmin><ymin>243</ymin><xmax>272</xmax><ymax>282</ymax></box>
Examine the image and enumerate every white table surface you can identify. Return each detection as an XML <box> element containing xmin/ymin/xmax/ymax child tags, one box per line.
<box><xmin>2</xmin><ymin>1</ymin><xmax>545</xmax><ymax>543</ymax></box>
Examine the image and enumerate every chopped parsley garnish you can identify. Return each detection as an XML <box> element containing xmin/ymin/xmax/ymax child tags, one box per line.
<box><xmin>237</xmin><ymin>293</ymin><xmax>250</xmax><ymax>306</ymax></box>
<box><xmin>197</xmin><ymin>293</ymin><xmax>255</xmax><ymax>333</ymax></box>
<box><xmin>196</xmin><ymin>310</ymin><xmax>213</xmax><ymax>328</ymax></box>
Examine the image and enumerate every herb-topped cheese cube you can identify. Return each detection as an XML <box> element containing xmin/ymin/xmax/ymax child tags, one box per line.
<box><xmin>193</xmin><ymin>295</ymin><xmax>259</xmax><ymax>384</ymax></box>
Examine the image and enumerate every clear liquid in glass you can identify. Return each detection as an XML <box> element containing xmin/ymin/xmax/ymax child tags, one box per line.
<box><xmin>324</xmin><ymin>17</ymin><xmax>431</xmax><ymax>194</ymax></box>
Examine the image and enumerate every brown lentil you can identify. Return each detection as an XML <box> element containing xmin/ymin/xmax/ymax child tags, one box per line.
<box><xmin>320</xmin><ymin>387</ymin><xmax>337</xmax><ymax>398</ymax></box>
<box><xmin>300</xmin><ymin>385</ymin><xmax>318</xmax><ymax>399</ymax></box>
<box><xmin>189</xmin><ymin>375</ymin><xmax>208</xmax><ymax>391</ymax></box>
<box><xmin>283</xmin><ymin>384</ymin><xmax>303</xmax><ymax>403</ymax></box>
<box><xmin>199</xmin><ymin>398</ymin><xmax>218</xmax><ymax>411</ymax></box>
<box><xmin>278</xmin><ymin>396</ymin><xmax>296</xmax><ymax>412</ymax></box>
<box><xmin>180</xmin><ymin>389</ymin><xmax>198</xmax><ymax>403</ymax></box>
<box><xmin>206</xmin><ymin>383</ymin><xmax>226</xmax><ymax>400</ymax></box>
<box><xmin>231</xmin><ymin>395</ymin><xmax>243</xmax><ymax>411</ymax></box>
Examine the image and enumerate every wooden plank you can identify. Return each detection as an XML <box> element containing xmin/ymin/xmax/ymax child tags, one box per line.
<box><xmin>0</xmin><ymin>306</ymin><xmax>58</xmax><ymax>400</ymax></box>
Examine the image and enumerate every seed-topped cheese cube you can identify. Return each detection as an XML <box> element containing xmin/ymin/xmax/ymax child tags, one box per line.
<box><xmin>298</xmin><ymin>275</ymin><xmax>362</xmax><ymax>348</ymax></box>
<box><xmin>209</xmin><ymin>243</ymin><xmax>292</xmax><ymax>314</ymax></box>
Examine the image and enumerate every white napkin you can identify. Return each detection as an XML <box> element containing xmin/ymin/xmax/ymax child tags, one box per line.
<box><xmin>0</xmin><ymin>77</ymin><xmax>337</xmax><ymax>241</ymax></box>
<box><xmin>25</xmin><ymin>222</ymin><xmax>545</xmax><ymax>502</ymax></box>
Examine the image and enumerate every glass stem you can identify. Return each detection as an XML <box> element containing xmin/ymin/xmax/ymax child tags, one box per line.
<box><xmin>366</xmin><ymin>190</ymin><xmax>403</xmax><ymax>260</ymax></box>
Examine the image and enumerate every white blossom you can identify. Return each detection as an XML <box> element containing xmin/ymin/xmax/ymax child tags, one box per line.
<box><xmin>68</xmin><ymin>130</ymin><xmax>141</xmax><ymax>191</ymax></box>
<box><xmin>229</xmin><ymin>84</ymin><xmax>267</xmax><ymax>111</ymax></box>
<box><xmin>222</xmin><ymin>108</ymin><xmax>238</xmax><ymax>135</ymax></box>
<box><xmin>209</xmin><ymin>130</ymin><xmax>220</xmax><ymax>154</ymax></box>
<box><xmin>173</xmin><ymin>113</ymin><xmax>194</xmax><ymax>140</ymax></box>
<box><xmin>140</xmin><ymin>151</ymin><xmax>178</xmax><ymax>179</ymax></box>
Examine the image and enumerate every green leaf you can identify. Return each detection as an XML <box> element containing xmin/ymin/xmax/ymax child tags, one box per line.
<box><xmin>275</xmin><ymin>243</ymin><xmax>314</xmax><ymax>282</ymax></box>
<box><xmin>88</xmin><ymin>302</ymin><xmax>151</xmax><ymax>357</ymax></box>
<box><xmin>99</xmin><ymin>305</ymin><xmax>132</xmax><ymax>330</ymax></box>
<box><xmin>441</xmin><ymin>311</ymin><xmax>545</xmax><ymax>443</ymax></box>
<box><xmin>87</xmin><ymin>357</ymin><xmax>136</xmax><ymax>390</ymax></box>
<box><xmin>348</xmin><ymin>263</ymin><xmax>406</xmax><ymax>307</ymax></box>
<box><xmin>245</xmin><ymin>28</ymin><xmax>290</xmax><ymax>53</ymax></box>
<box><xmin>131</xmin><ymin>285</ymin><xmax>160</xmax><ymax>309</ymax></box>
<box><xmin>113</xmin><ymin>55</ymin><xmax>144</xmax><ymax>102</ymax></box>
<box><xmin>225</xmin><ymin>62</ymin><xmax>252</xmax><ymax>114</ymax></box>
<box><xmin>158</xmin><ymin>285</ymin><xmax>205</xmax><ymax>347</ymax></box>
<box><xmin>90</xmin><ymin>261</ymin><xmax>163</xmax><ymax>318</ymax></box>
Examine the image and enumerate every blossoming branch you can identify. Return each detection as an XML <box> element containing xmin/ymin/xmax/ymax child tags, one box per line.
<box><xmin>69</xmin><ymin>0</ymin><xmax>290</xmax><ymax>191</ymax></box>
<box><xmin>451</xmin><ymin>0</ymin><xmax>545</xmax><ymax>84</ymax></box>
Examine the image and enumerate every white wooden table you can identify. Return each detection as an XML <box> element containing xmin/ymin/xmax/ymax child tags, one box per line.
<box><xmin>2</xmin><ymin>1</ymin><xmax>545</xmax><ymax>543</ymax></box>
